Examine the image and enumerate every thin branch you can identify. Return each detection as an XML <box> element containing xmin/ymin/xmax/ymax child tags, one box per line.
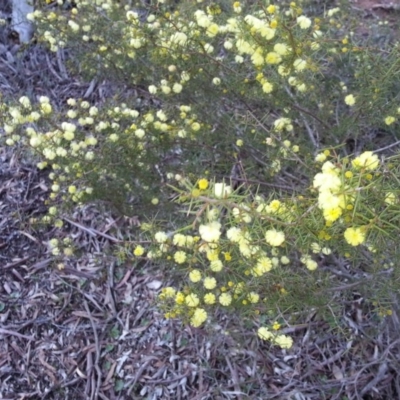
<box><xmin>374</xmin><ymin>140</ymin><xmax>400</xmax><ymax>153</ymax></box>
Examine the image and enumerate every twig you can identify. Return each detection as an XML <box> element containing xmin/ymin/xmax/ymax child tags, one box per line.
<box><xmin>84</xmin><ymin>79</ymin><xmax>97</xmax><ymax>98</ymax></box>
<box><xmin>144</xmin><ymin>371</ymin><xmax>191</xmax><ymax>385</ymax></box>
<box><xmin>63</xmin><ymin>217</ymin><xmax>122</xmax><ymax>243</ymax></box>
<box><xmin>3</xmin><ymin>256</ymin><xmax>30</xmax><ymax>269</ymax></box>
<box><xmin>226</xmin><ymin>176</ymin><xmax>300</xmax><ymax>192</ymax></box>
<box><xmin>45</xmin><ymin>53</ymin><xmax>63</xmax><ymax>81</ymax></box>
<box><xmin>0</xmin><ymin>328</ymin><xmax>33</xmax><ymax>341</ymax></box>
<box><xmin>127</xmin><ymin>356</ymin><xmax>159</xmax><ymax>395</ymax></box>
<box><xmin>83</xmin><ymin>301</ymin><xmax>102</xmax><ymax>400</ymax></box>
<box><xmin>56</xmin><ymin>49</ymin><xmax>69</xmax><ymax>80</ymax></box>
<box><xmin>291</xmin><ymin>101</ymin><xmax>330</xmax><ymax>128</ymax></box>
<box><xmin>360</xmin><ymin>362</ymin><xmax>388</xmax><ymax>396</ymax></box>
<box><xmin>353</xmin><ymin>338</ymin><xmax>400</xmax><ymax>399</ymax></box>
<box><xmin>302</xmin><ymin>115</ymin><xmax>319</xmax><ymax>150</ymax></box>
<box><xmin>225</xmin><ymin>355</ymin><xmax>244</xmax><ymax>400</ymax></box>
<box><xmin>284</xmin><ymin>85</ymin><xmax>320</xmax><ymax>148</ymax></box>
<box><xmin>373</xmin><ymin>140</ymin><xmax>400</xmax><ymax>153</ymax></box>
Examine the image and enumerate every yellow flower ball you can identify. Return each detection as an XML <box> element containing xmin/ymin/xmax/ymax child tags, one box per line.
<box><xmin>351</xmin><ymin>151</ymin><xmax>379</xmax><ymax>171</ymax></box>
<box><xmin>199</xmin><ymin>221</ymin><xmax>221</xmax><ymax>242</ymax></box>
<box><xmin>247</xmin><ymin>292</ymin><xmax>259</xmax><ymax>303</ymax></box>
<box><xmin>189</xmin><ymin>269</ymin><xmax>202</xmax><ymax>282</ymax></box>
<box><xmin>265</xmin><ymin>52</ymin><xmax>281</xmax><ymax>65</ymax></box>
<box><xmin>265</xmin><ymin>230</ymin><xmax>285</xmax><ymax>246</ymax></box>
<box><xmin>272</xmin><ymin>321</ymin><xmax>281</xmax><ymax>330</ymax></box>
<box><xmin>219</xmin><ymin>293</ymin><xmax>232</xmax><ymax>306</ymax></box>
<box><xmin>203</xmin><ymin>277</ymin><xmax>217</xmax><ymax>289</ymax></box>
<box><xmin>273</xmin><ymin>334</ymin><xmax>293</xmax><ymax>349</ymax></box>
<box><xmin>190</xmin><ymin>308</ymin><xmax>208</xmax><ymax>327</ymax></box>
<box><xmin>344</xmin><ymin>227</ymin><xmax>366</xmax><ymax>246</ymax></box>
<box><xmin>344</xmin><ymin>94</ymin><xmax>356</xmax><ymax>106</ymax></box>
<box><xmin>159</xmin><ymin>287</ymin><xmax>176</xmax><ymax>299</ymax></box>
<box><xmin>297</xmin><ymin>16</ymin><xmax>312</xmax><ymax>29</ymax></box>
<box><xmin>258</xmin><ymin>327</ymin><xmax>273</xmax><ymax>340</ymax></box>
<box><xmin>262</xmin><ymin>81</ymin><xmax>273</xmax><ymax>93</ymax></box>
<box><xmin>185</xmin><ymin>293</ymin><xmax>200</xmax><ymax>307</ymax></box>
<box><xmin>210</xmin><ymin>259</ymin><xmax>223</xmax><ymax>272</ymax></box>
<box><xmin>384</xmin><ymin>116</ymin><xmax>396</xmax><ymax>125</ymax></box>
<box><xmin>204</xmin><ymin>293</ymin><xmax>216</xmax><ymax>304</ymax></box>
<box><xmin>198</xmin><ymin>178</ymin><xmax>209</xmax><ymax>190</ymax></box>
<box><xmin>175</xmin><ymin>292</ymin><xmax>185</xmax><ymax>304</ymax></box>
<box><xmin>133</xmin><ymin>245</ymin><xmax>145</xmax><ymax>256</ymax></box>
<box><xmin>174</xmin><ymin>251</ymin><xmax>187</xmax><ymax>264</ymax></box>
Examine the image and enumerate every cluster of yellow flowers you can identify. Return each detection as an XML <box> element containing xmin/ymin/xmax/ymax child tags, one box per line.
<box><xmin>257</xmin><ymin>327</ymin><xmax>293</xmax><ymax>349</ymax></box>
<box><xmin>313</xmin><ymin>151</ymin><xmax>380</xmax><ymax>246</ymax></box>
<box><xmin>28</xmin><ymin>0</ymin><xmax>335</xmax><ymax>105</ymax></box>
<box><xmin>2</xmin><ymin>94</ymin><xmax>209</xmax><ymax>218</ymax></box>
<box><xmin>151</xmin><ymin>145</ymin><xmax>399</xmax><ymax>347</ymax></box>
<box><xmin>152</xmin><ymin>180</ymin><xmax>290</xmax><ymax>336</ymax></box>
<box><xmin>153</xmin><ymin>191</ymin><xmax>290</xmax><ymax>346</ymax></box>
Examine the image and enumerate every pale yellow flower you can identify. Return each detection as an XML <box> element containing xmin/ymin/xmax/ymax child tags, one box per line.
<box><xmin>323</xmin><ymin>207</ymin><xmax>342</xmax><ymax>222</ymax></box>
<box><xmin>174</xmin><ymin>251</ymin><xmax>188</xmax><ymax>264</ymax></box>
<box><xmin>173</xmin><ymin>233</ymin><xmax>186</xmax><ymax>246</ymax></box>
<box><xmin>247</xmin><ymin>292</ymin><xmax>259</xmax><ymax>303</ymax></box>
<box><xmin>272</xmin><ymin>321</ymin><xmax>281</xmax><ymax>330</ymax></box>
<box><xmin>226</xmin><ymin>227</ymin><xmax>242</xmax><ymax>242</ymax></box>
<box><xmin>274</xmin><ymin>43</ymin><xmax>289</xmax><ymax>55</ymax></box>
<box><xmin>301</xmin><ymin>255</ymin><xmax>318</xmax><ymax>270</ymax></box>
<box><xmin>199</xmin><ymin>221</ymin><xmax>221</xmax><ymax>242</ymax></box>
<box><xmin>385</xmin><ymin>116</ymin><xmax>396</xmax><ymax>125</ymax></box>
<box><xmin>219</xmin><ymin>293</ymin><xmax>232</xmax><ymax>306</ymax></box>
<box><xmin>265</xmin><ymin>230</ymin><xmax>285</xmax><ymax>246</ymax></box>
<box><xmin>190</xmin><ymin>308</ymin><xmax>207</xmax><ymax>327</ymax></box>
<box><xmin>40</xmin><ymin>103</ymin><xmax>53</xmax><ymax>114</ymax></box>
<box><xmin>19</xmin><ymin>96</ymin><xmax>31</xmax><ymax>108</ymax></box>
<box><xmin>265</xmin><ymin>52</ymin><xmax>281</xmax><ymax>65</ymax></box>
<box><xmin>281</xmin><ymin>256</ymin><xmax>290</xmax><ymax>265</ymax></box>
<box><xmin>213</xmin><ymin>182</ymin><xmax>232</xmax><ymax>198</ymax></box>
<box><xmin>204</xmin><ymin>293</ymin><xmax>216</xmax><ymax>304</ymax></box>
<box><xmin>189</xmin><ymin>269</ymin><xmax>202</xmax><ymax>282</ymax></box>
<box><xmin>315</xmin><ymin>153</ymin><xmax>327</xmax><ymax>162</ymax></box>
<box><xmin>203</xmin><ymin>277</ymin><xmax>217</xmax><ymax>289</ymax></box>
<box><xmin>159</xmin><ymin>287</ymin><xmax>176</xmax><ymax>299</ymax></box>
<box><xmin>273</xmin><ymin>334</ymin><xmax>293</xmax><ymax>349</ymax></box>
<box><xmin>345</xmin><ymin>94</ymin><xmax>356</xmax><ymax>106</ymax></box>
<box><xmin>351</xmin><ymin>151</ymin><xmax>379</xmax><ymax>171</ymax></box>
<box><xmin>210</xmin><ymin>259</ymin><xmax>223</xmax><ymax>272</ymax></box>
<box><xmin>385</xmin><ymin>192</ymin><xmax>396</xmax><ymax>205</ymax></box>
<box><xmin>293</xmin><ymin>58</ymin><xmax>306</xmax><ymax>71</ymax></box>
<box><xmin>172</xmin><ymin>83</ymin><xmax>183</xmax><ymax>93</ymax></box>
<box><xmin>258</xmin><ymin>327</ymin><xmax>273</xmax><ymax>340</ymax></box>
<box><xmin>344</xmin><ymin>227</ymin><xmax>366</xmax><ymax>246</ymax></box>
<box><xmin>262</xmin><ymin>81</ymin><xmax>273</xmax><ymax>93</ymax></box>
<box><xmin>185</xmin><ymin>293</ymin><xmax>200</xmax><ymax>307</ymax></box>
<box><xmin>175</xmin><ymin>292</ymin><xmax>185</xmax><ymax>304</ymax></box>
<box><xmin>148</xmin><ymin>85</ymin><xmax>157</xmax><ymax>94</ymax></box>
<box><xmin>155</xmin><ymin>231</ymin><xmax>168</xmax><ymax>243</ymax></box>
<box><xmin>133</xmin><ymin>245</ymin><xmax>145</xmax><ymax>256</ymax></box>
<box><xmin>297</xmin><ymin>16</ymin><xmax>311</xmax><ymax>29</ymax></box>
<box><xmin>252</xmin><ymin>256</ymin><xmax>272</xmax><ymax>276</ymax></box>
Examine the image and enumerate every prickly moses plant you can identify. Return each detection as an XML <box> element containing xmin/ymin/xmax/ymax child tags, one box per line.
<box><xmin>2</xmin><ymin>0</ymin><xmax>400</xmax><ymax>347</ymax></box>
